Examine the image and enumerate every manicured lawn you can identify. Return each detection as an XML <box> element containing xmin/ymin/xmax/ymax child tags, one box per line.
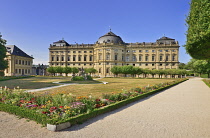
<box><xmin>0</xmin><ymin>76</ymin><xmax>72</xmax><ymax>90</ymax></box>
<box><xmin>36</xmin><ymin>78</ymin><xmax>178</xmax><ymax>97</ymax></box>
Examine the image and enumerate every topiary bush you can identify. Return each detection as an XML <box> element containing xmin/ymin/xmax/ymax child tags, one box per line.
<box><xmin>86</xmin><ymin>75</ymin><xmax>93</xmax><ymax>80</ymax></box>
<box><xmin>71</xmin><ymin>76</ymin><xmax>85</xmax><ymax>81</ymax></box>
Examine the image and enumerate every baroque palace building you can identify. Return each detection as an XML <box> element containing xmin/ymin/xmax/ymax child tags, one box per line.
<box><xmin>4</xmin><ymin>45</ymin><xmax>33</xmax><ymax>76</ymax></box>
<box><xmin>49</xmin><ymin>30</ymin><xmax>179</xmax><ymax>77</ymax></box>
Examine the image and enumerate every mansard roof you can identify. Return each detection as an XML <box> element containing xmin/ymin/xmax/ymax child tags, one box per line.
<box><xmin>6</xmin><ymin>45</ymin><xmax>33</xmax><ymax>59</ymax></box>
<box><xmin>53</xmin><ymin>40</ymin><xmax>70</xmax><ymax>46</ymax></box>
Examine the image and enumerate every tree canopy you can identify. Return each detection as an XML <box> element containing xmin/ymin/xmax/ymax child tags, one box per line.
<box><xmin>185</xmin><ymin>0</ymin><xmax>210</xmax><ymax>59</ymax></box>
<box><xmin>0</xmin><ymin>34</ymin><xmax>8</xmax><ymax>76</ymax></box>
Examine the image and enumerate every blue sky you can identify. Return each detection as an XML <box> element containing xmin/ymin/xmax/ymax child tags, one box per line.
<box><xmin>0</xmin><ymin>0</ymin><xmax>191</xmax><ymax>64</ymax></box>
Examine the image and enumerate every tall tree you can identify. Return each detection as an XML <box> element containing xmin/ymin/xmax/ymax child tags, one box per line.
<box><xmin>0</xmin><ymin>34</ymin><xmax>8</xmax><ymax>76</ymax></box>
<box><xmin>46</xmin><ymin>67</ymin><xmax>56</xmax><ymax>76</ymax></box>
<box><xmin>111</xmin><ymin>66</ymin><xmax>122</xmax><ymax>77</ymax></box>
<box><xmin>185</xmin><ymin>0</ymin><xmax>210</xmax><ymax>59</ymax></box>
<box><xmin>63</xmin><ymin>67</ymin><xmax>72</xmax><ymax>76</ymax></box>
<box><xmin>72</xmin><ymin>67</ymin><xmax>79</xmax><ymax>76</ymax></box>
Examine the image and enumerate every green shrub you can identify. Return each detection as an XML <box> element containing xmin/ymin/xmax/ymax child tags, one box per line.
<box><xmin>71</xmin><ymin>76</ymin><xmax>85</xmax><ymax>81</ymax></box>
<box><xmin>86</xmin><ymin>75</ymin><xmax>93</xmax><ymax>80</ymax></box>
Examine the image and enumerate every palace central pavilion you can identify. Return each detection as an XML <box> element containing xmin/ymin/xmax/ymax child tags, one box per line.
<box><xmin>49</xmin><ymin>31</ymin><xmax>179</xmax><ymax>77</ymax></box>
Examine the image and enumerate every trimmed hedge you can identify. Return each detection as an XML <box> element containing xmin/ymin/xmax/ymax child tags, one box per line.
<box><xmin>0</xmin><ymin>76</ymin><xmax>34</xmax><ymax>81</ymax></box>
<box><xmin>0</xmin><ymin>78</ymin><xmax>188</xmax><ymax>127</ymax></box>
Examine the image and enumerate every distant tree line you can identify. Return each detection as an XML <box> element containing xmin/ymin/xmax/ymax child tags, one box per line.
<box><xmin>46</xmin><ymin>67</ymin><xmax>97</xmax><ymax>76</ymax></box>
<box><xmin>111</xmin><ymin>65</ymin><xmax>187</xmax><ymax>78</ymax></box>
<box><xmin>179</xmin><ymin>59</ymin><xmax>210</xmax><ymax>78</ymax></box>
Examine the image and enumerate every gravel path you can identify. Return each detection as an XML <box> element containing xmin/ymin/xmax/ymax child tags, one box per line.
<box><xmin>1</xmin><ymin>78</ymin><xmax>210</xmax><ymax>138</ymax></box>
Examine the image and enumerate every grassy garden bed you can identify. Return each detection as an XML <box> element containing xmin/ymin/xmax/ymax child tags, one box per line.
<box><xmin>203</xmin><ymin>79</ymin><xmax>210</xmax><ymax>88</ymax></box>
<box><xmin>0</xmin><ymin>78</ymin><xmax>188</xmax><ymax>129</ymax></box>
<box><xmin>0</xmin><ymin>76</ymin><xmax>34</xmax><ymax>81</ymax></box>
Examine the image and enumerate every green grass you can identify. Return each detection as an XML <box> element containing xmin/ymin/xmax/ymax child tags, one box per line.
<box><xmin>37</xmin><ymin>78</ymin><xmax>178</xmax><ymax>97</ymax></box>
<box><xmin>0</xmin><ymin>76</ymin><xmax>71</xmax><ymax>90</ymax></box>
<box><xmin>59</xmin><ymin>80</ymin><xmax>101</xmax><ymax>84</ymax></box>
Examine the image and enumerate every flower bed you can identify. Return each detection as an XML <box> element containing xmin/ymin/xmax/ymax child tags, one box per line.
<box><xmin>0</xmin><ymin>78</ymin><xmax>188</xmax><ymax>129</ymax></box>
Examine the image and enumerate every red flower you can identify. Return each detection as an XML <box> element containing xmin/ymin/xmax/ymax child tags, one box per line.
<box><xmin>59</xmin><ymin>106</ymin><xmax>64</xmax><ymax>108</ymax></box>
<box><xmin>42</xmin><ymin>111</ymin><xmax>47</xmax><ymax>114</ymax></box>
<box><xmin>19</xmin><ymin>100</ymin><xmax>25</xmax><ymax>103</ymax></box>
<box><xmin>95</xmin><ymin>104</ymin><xmax>101</xmax><ymax>108</ymax></box>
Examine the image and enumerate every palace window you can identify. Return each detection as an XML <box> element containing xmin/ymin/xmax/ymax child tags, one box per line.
<box><xmin>22</xmin><ymin>60</ymin><xmax>24</xmax><ymax>65</ymax></box>
<box><xmin>106</xmin><ymin>68</ymin><xmax>110</xmax><ymax>73</ymax></box>
<box><xmin>122</xmin><ymin>56</ymin><xmax>124</xmax><ymax>61</ymax></box>
<box><xmin>99</xmin><ymin>54</ymin><xmax>102</xmax><ymax>60</ymax></box>
<box><xmin>73</xmin><ymin>51</ymin><xmax>76</xmax><ymax>53</ymax></box>
<box><xmin>90</xmin><ymin>51</ymin><xmax>92</xmax><ymax>53</ymax></box>
<box><xmin>73</xmin><ymin>55</ymin><xmax>76</xmax><ymax>61</ymax></box>
<box><xmin>84</xmin><ymin>51</ymin><xmax>87</xmax><ymax>53</ymax></box>
<box><xmin>78</xmin><ymin>56</ymin><xmax>81</xmax><ymax>61</ymax></box>
<box><xmin>152</xmin><ymin>63</ymin><xmax>155</xmax><ymax>66</ymax></box>
<box><xmin>127</xmin><ymin>50</ymin><xmax>130</xmax><ymax>53</ymax></box>
<box><xmin>165</xmin><ymin>50</ymin><xmax>169</xmax><ymax>52</ymax></box>
<box><xmin>57</xmin><ymin>57</ymin><xmax>59</xmax><ymax>61</ymax></box>
<box><xmin>145</xmin><ymin>55</ymin><xmax>148</xmax><ymax>61</ymax></box>
<box><xmin>106</xmin><ymin>54</ymin><xmax>110</xmax><ymax>60</ymax></box>
<box><xmin>19</xmin><ymin>60</ymin><xmax>21</xmax><ymax>64</ymax></box>
<box><xmin>159</xmin><ymin>55</ymin><xmax>163</xmax><ymax>61</ymax></box>
<box><xmin>68</xmin><ymin>56</ymin><xmax>70</xmax><ymax>61</ymax></box>
<box><xmin>99</xmin><ymin>68</ymin><xmax>101</xmax><ymax>73</ymax></box>
<box><xmin>115</xmin><ymin>55</ymin><xmax>118</xmax><ymax>60</ymax></box>
<box><xmin>139</xmin><ymin>55</ymin><xmax>142</xmax><ymax>61</ymax></box>
<box><xmin>19</xmin><ymin>69</ymin><xmax>21</xmax><ymax>74</ymax></box>
<box><xmin>159</xmin><ymin>63</ymin><xmax>162</xmax><ymax>66</ymax></box>
<box><xmin>152</xmin><ymin>55</ymin><xmax>155</xmax><ymax>61</ymax></box>
<box><xmin>84</xmin><ymin>55</ymin><xmax>87</xmax><ymax>61</ymax></box>
<box><xmin>166</xmin><ymin>55</ymin><xmax>169</xmax><ymax>61</ymax></box>
<box><xmin>28</xmin><ymin>61</ymin><xmax>31</xmax><ymax>65</ymax></box>
<box><xmin>152</xmin><ymin>50</ymin><xmax>155</xmax><ymax>52</ymax></box>
<box><xmin>159</xmin><ymin>50</ymin><xmax>162</xmax><ymax>52</ymax></box>
<box><xmin>61</xmin><ymin>56</ymin><xmax>64</xmax><ymax>61</ymax></box>
<box><xmin>139</xmin><ymin>50</ymin><xmax>142</xmax><ymax>52</ymax></box>
<box><xmin>145</xmin><ymin>63</ymin><xmax>148</xmax><ymax>66</ymax></box>
<box><xmin>126</xmin><ymin>56</ymin><xmax>129</xmax><ymax>61</ymax></box>
<box><xmin>132</xmin><ymin>50</ymin><xmax>136</xmax><ymax>53</ymax></box>
<box><xmin>16</xmin><ymin>60</ymin><xmax>18</xmax><ymax>64</ymax></box>
<box><xmin>145</xmin><ymin>50</ymin><xmax>149</xmax><ymax>52</ymax></box>
<box><xmin>78</xmin><ymin>51</ymin><xmax>81</xmax><ymax>53</ymax></box>
<box><xmin>25</xmin><ymin>61</ymin><xmax>27</xmax><ymax>65</ymax></box>
<box><xmin>132</xmin><ymin>55</ymin><xmax>136</xmax><ymax>61</ymax></box>
<box><xmin>89</xmin><ymin>55</ymin><xmax>93</xmax><ymax>61</ymax></box>
<box><xmin>172</xmin><ymin>55</ymin><xmax>176</xmax><ymax>61</ymax></box>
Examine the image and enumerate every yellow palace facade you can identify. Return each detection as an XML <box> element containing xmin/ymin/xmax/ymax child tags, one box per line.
<box><xmin>49</xmin><ymin>31</ymin><xmax>179</xmax><ymax>77</ymax></box>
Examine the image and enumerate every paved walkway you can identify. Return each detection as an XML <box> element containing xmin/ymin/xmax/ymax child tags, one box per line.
<box><xmin>1</xmin><ymin>78</ymin><xmax>210</xmax><ymax>138</ymax></box>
